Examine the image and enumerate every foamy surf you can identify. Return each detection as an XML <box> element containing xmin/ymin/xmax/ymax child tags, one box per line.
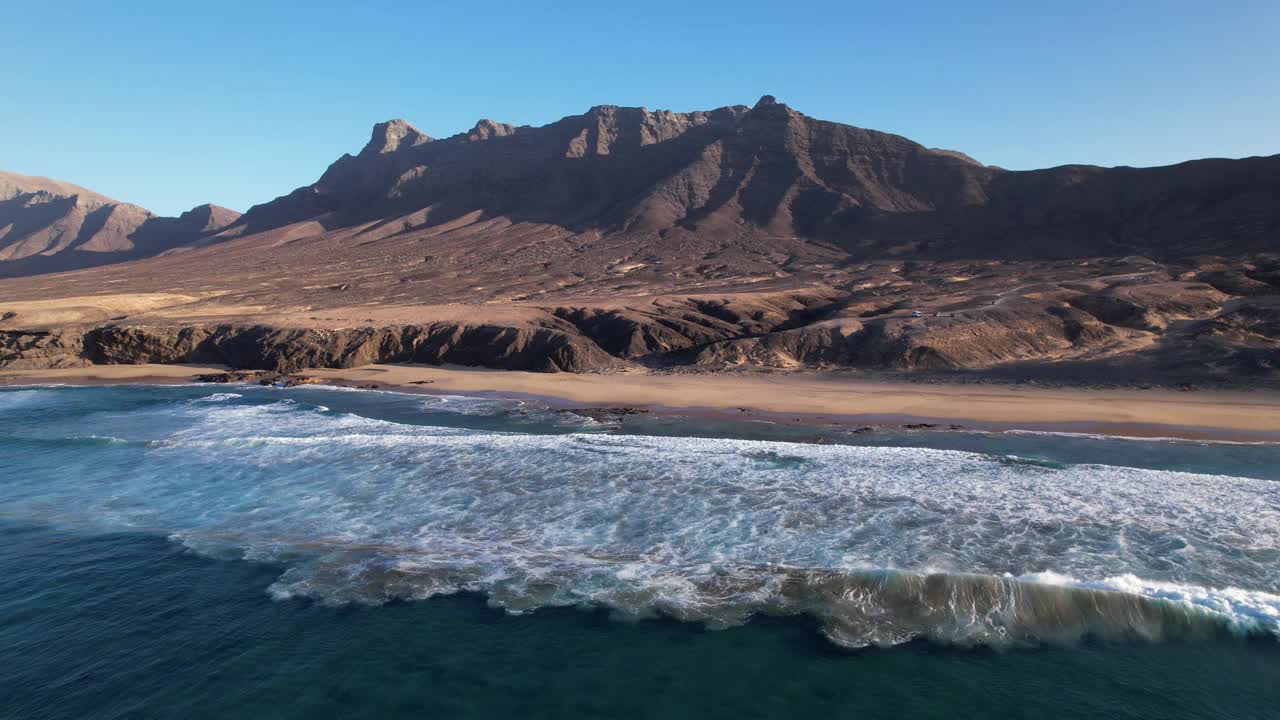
<box><xmin>3</xmin><ymin>384</ymin><xmax>1279</xmax><ymax>649</ymax></box>
<box><xmin>192</xmin><ymin>392</ymin><xmax>244</xmax><ymax>403</ymax></box>
<box><xmin>254</xmin><ymin>548</ymin><xmax>1280</xmax><ymax>647</ymax></box>
<box><xmin>1017</xmin><ymin>572</ymin><xmax>1280</xmax><ymax>636</ymax></box>
<box><xmin>1002</xmin><ymin>428</ymin><xmax>1280</xmax><ymax>446</ymax></box>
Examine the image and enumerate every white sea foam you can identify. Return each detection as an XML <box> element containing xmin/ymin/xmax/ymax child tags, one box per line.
<box><xmin>419</xmin><ymin>394</ymin><xmax>533</xmax><ymax>416</ymax></box>
<box><xmin>6</xmin><ymin>391</ymin><xmax>1280</xmax><ymax>647</ymax></box>
<box><xmin>1001</xmin><ymin>428</ymin><xmax>1280</xmax><ymax>446</ymax></box>
<box><xmin>76</xmin><ymin>435</ymin><xmax>132</xmax><ymax>446</ymax></box>
<box><xmin>1017</xmin><ymin>571</ymin><xmax>1280</xmax><ymax>635</ymax></box>
<box><xmin>0</xmin><ymin>388</ymin><xmax>48</xmax><ymax>408</ymax></box>
<box><xmin>193</xmin><ymin>392</ymin><xmax>243</xmax><ymax>403</ymax></box>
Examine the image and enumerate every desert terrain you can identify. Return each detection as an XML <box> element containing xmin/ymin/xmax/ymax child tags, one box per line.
<box><xmin>1</xmin><ymin>97</ymin><xmax>1277</xmax><ymax>390</ymax></box>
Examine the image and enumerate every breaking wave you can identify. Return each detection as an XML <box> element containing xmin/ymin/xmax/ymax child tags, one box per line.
<box><xmin>261</xmin><ymin>559</ymin><xmax>1280</xmax><ymax>648</ymax></box>
<box><xmin>1002</xmin><ymin>428</ymin><xmax>1280</xmax><ymax>446</ymax></box>
<box><xmin>3</xmin><ymin>386</ymin><xmax>1279</xmax><ymax>648</ymax></box>
<box><xmin>192</xmin><ymin>392</ymin><xmax>243</xmax><ymax>403</ymax></box>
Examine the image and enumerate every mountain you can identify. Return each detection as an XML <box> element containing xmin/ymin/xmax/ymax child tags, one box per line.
<box><xmin>227</xmin><ymin>94</ymin><xmax>1278</xmax><ymax>260</ymax></box>
<box><xmin>0</xmin><ymin>171</ymin><xmax>240</xmax><ymax>277</ymax></box>
<box><xmin>1</xmin><ymin>97</ymin><xmax>1277</xmax><ymax>383</ymax></box>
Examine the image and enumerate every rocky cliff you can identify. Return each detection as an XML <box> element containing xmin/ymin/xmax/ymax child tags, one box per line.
<box><xmin>3</xmin><ymin>260</ymin><xmax>1277</xmax><ymax>385</ymax></box>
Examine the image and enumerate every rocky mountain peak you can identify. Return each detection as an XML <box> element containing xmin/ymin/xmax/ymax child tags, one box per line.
<box><xmin>361</xmin><ymin>119</ymin><xmax>432</xmax><ymax>155</ymax></box>
<box><xmin>466</xmin><ymin>119</ymin><xmax>516</xmax><ymax>142</ymax></box>
<box><xmin>746</xmin><ymin>94</ymin><xmax>797</xmax><ymax>121</ymax></box>
<box><xmin>177</xmin><ymin>203</ymin><xmax>242</xmax><ymax>233</ymax></box>
<box><xmin>0</xmin><ymin>170</ymin><xmax>121</xmax><ymax>210</ymax></box>
<box><xmin>0</xmin><ymin>171</ymin><xmax>244</xmax><ymax>276</ymax></box>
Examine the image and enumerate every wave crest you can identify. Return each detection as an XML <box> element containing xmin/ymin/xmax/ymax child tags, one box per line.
<box><xmin>250</xmin><ymin>544</ymin><xmax>1277</xmax><ymax>648</ymax></box>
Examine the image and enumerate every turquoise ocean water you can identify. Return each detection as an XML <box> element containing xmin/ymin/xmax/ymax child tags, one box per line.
<box><xmin>1</xmin><ymin>384</ymin><xmax>1278</xmax><ymax>719</ymax></box>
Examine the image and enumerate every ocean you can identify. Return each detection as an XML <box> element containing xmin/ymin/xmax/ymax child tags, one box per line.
<box><xmin>1</xmin><ymin>384</ymin><xmax>1278</xmax><ymax>719</ymax></box>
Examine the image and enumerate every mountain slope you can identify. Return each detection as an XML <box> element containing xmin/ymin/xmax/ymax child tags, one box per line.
<box><xmin>225</xmin><ymin>95</ymin><xmax>1278</xmax><ymax>261</ymax></box>
<box><xmin>1</xmin><ymin>97</ymin><xmax>1276</xmax><ymax>383</ymax></box>
<box><xmin>230</xmin><ymin>96</ymin><xmax>999</xmax><ymax>240</ymax></box>
<box><xmin>0</xmin><ymin>172</ymin><xmax>241</xmax><ymax>277</ymax></box>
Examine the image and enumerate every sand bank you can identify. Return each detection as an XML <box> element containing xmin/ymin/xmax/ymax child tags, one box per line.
<box><xmin>0</xmin><ymin>363</ymin><xmax>230</xmax><ymax>385</ymax></box>
<box><xmin>6</xmin><ymin>363</ymin><xmax>1274</xmax><ymax>441</ymax></box>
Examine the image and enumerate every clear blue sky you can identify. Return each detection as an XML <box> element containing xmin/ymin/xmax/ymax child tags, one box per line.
<box><xmin>4</xmin><ymin>1</ymin><xmax>1277</xmax><ymax>216</ymax></box>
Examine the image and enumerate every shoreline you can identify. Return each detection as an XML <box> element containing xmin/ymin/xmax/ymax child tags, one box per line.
<box><xmin>3</xmin><ymin>363</ymin><xmax>1279</xmax><ymax>442</ymax></box>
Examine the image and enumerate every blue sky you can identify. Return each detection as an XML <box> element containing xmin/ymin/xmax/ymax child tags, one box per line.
<box><xmin>4</xmin><ymin>1</ymin><xmax>1277</xmax><ymax>216</ymax></box>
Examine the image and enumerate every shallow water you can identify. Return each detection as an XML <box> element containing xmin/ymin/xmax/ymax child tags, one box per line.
<box><xmin>2</xmin><ymin>384</ymin><xmax>1278</xmax><ymax>717</ymax></box>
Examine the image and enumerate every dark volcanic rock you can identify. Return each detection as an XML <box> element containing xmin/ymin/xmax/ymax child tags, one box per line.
<box><xmin>73</xmin><ymin>322</ymin><xmax>621</xmax><ymax>374</ymax></box>
<box><xmin>0</xmin><ymin>329</ymin><xmax>87</xmax><ymax>369</ymax></box>
<box><xmin>559</xmin><ymin>407</ymin><xmax>651</xmax><ymax>422</ymax></box>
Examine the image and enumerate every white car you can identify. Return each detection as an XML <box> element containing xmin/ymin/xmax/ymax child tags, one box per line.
<box><xmin>910</xmin><ymin>311</ymin><xmax>923</xmax><ymax>317</ymax></box>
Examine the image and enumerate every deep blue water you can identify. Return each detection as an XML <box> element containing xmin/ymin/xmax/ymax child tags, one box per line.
<box><xmin>2</xmin><ymin>384</ymin><xmax>1278</xmax><ymax>718</ymax></box>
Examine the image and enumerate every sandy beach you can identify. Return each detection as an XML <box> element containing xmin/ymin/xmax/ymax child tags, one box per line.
<box><xmin>3</xmin><ymin>362</ymin><xmax>1279</xmax><ymax>441</ymax></box>
<box><xmin>0</xmin><ymin>364</ymin><xmax>232</xmax><ymax>385</ymax></box>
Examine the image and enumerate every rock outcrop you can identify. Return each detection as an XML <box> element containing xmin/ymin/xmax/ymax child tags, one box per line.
<box><xmin>2</xmin><ymin>265</ymin><xmax>1277</xmax><ymax>385</ymax></box>
<box><xmin>77</xmin><ymin>323</ymin><xmax>616</xmax><ymax>374</ymax></box>
<box><xmin>0</xmin><ymin>328</ymin><xmax>87</xmax><ymax>369</ymax></box>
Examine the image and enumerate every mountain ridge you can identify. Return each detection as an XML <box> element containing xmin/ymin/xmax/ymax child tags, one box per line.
<box><xmin>0</xmin><ymin>170</ymin><xmax>241</xmax><ymax>277</ymax></box>
<box><xmin>219</xmin><ymin>95</ymin><xmax>1278</xmax><ymax>261</ymax></box>
<box><xmin>1</xmin><ymin>97</ymin><xmax>1276</xmax><ymax>383</ymax></box>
